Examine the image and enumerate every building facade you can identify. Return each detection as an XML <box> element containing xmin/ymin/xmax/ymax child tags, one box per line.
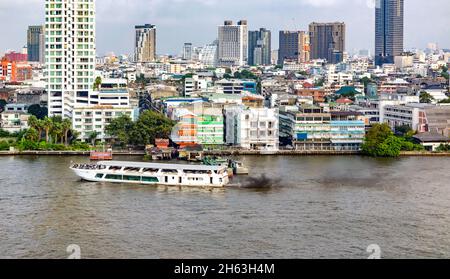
<box><xmin>225</xmin><ymin>107</ymin><xmax>279</xmax><ymax>151</ymax></box>
<box><xmin>278</xmin><ymin>31</ymin><xmax>310</xmax><ymax>65</ymax></box>
<box><xmin>375</xmin><ymin>0</ymin><xmax>404</xmax><ymax>66</ymax></box>
<box><xmin>45</xmin><ymin>0</ymin><xmax>96</xmax><ymax>118</ymax></box>
<box><xmin>183</xmin><ymin>43</ymin><xmax>193</xmax><ymax>61</ymax></box>
<box><xmin>309</xmin><ymin>22</ymin><xmax>346</xmax><ymax>64</ymax></box>
<box><xmin>27</xmin><ymin>25</ymin><xmax>45</xmax><ymax>63</ymax></box>
<box><xmin>135</xmin><ymin>24</ymin><xmax>156</xmax><ymax>63</ymax></box>
<box><xmin>218</xmin><ymin>20</ymin><xmax>248</xmax><ymax>66</ymax></box>
<box><xmin>248</xmin><ymin>28</ymin><xmax>271</xmax><ymax>66</ymax></box>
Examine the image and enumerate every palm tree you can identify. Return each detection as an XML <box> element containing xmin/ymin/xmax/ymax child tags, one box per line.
<box><xmin>88</xmin><ymin>131</ymin><xmax>100</xmax><ymax>146</ymax></box>
<box><xmin>61</xmin><ymin>118</ymin><xmax>72</xmax><ymax>146</ymax></box>
<box><xmin>28</xmin><ymin>116</ymin><xmax>40</xmax><ymax>140</ymax></box>
<box><xmin>51</xmin><ymin>122</ymin><xmax>63</xmax><ymax>144</ymax></box>
<box><xmin>42</xmin><ymin>117</ymin><xmax>53</xmax><ymax>143</ymax></box>
<box><xmin>419</xmin><ymin>91</ymin><xmax>434</xmax><ymax>104</ymax></box>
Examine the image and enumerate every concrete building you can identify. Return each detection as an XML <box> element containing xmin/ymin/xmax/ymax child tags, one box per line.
<box><xmin>280</xmin><ymin>106</ymin><xmax>365</xmax><ymax>151</ymax></box>
<box><xmin>375</xmin><ymin>0</ymin><xmax>404</xmax><ymax>66</ymax></box>
<box><xmin>45</xmin><ymin>0</ymin><xmax>96</xmax><ymax>118</ymax></box>
<box><xmin>0</xmin><ymin>104</ymin><xmax>30</xmax><ymax>133</ymax></box>
<box><xmin>309</xmin><ymin>22</ymin><xmax>346</xmax><ymax>64</ymax></box>
<box><xmin>198</xmin><ymin>41</ymin><xmax>218</xmax><ymax>67</ymax></box>
<box><xmin>72</xmin><ymin>107</ymin><xmax>138</xmax><ymax>142</ymax></box>
<box><xmin>135</xmin><ymin>24</ymin><xmax>156</xmax><ymax>63</ymax></box>
<box><xmin>248</xmin><ymin>28</ymin><xmax>271</xmax><ymax>66</ymax></box>
<box><xmin>27</xmin><ymin>25</ymin><xmax>45</xmax><ymax>63</ymax></box>
<box><xmin>183</xmin><ymin>43</ymin><xmax>193</xmax><ymax>61</ymax></box>
<box><xmin>215</xmin><ymin>79</ymin><xmax>257</xmax><ymax>95</ymax></box>
<box><xmin>184</xmin><ymin>75</ymin><xmax>211</xmax><ymax>97</ymax></box>
<box><xmin>218</xmin><ymin>20</ymin><xmax>248</xmax><ymax>66</ymax></box>
<box><xmin>225</xmin><ymin>107</ymin><xmax>279</xmax><ymax>151</ymax></box>
<box><xmin>278</xmin><ymin>31</ymin><xmax>310</xmax><ymax>65</ymax></box>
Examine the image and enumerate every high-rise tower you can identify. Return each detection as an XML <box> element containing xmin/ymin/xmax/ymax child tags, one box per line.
<box><xmin>375</xmin><ymin>0</ymin><xmax>404</xmax><ymax>66</ymax></box>
<box><xmin>135</xmin><ymin>24</ymin><xmax>157</xmax><ymax>63</ymax></box>
<box><xmin>309</xmin><ymin>22</ymin><xmax>345</xmax><ymax>64</ymax></box>
<box><xmin>45</xmin><ymin>0</ymin><xmax>96</xmax><ymax>118</ymax></box>
<box><xmin>248</xmin><ymin>28</ymin><xmax>271</xmax><ymax>66</ymax></box>
<box><xmin>218</xmin><ymin>20</ymin><xmax>248</xmax><ymax>67</ymax></box>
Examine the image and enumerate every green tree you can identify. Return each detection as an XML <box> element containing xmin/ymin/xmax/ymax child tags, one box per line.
<box><xmin>42</xmin><ymin>117</ymin><xmax>53</xmax><ymax>143</ymax></box>
<box><xmin>61</xmin><ymin>118</ymin><xmax>72</xmax><ymax>146</ymax></box>
<box><xmin>93</xmin><ymin>76</ymin><xmax>102</xmax><ymax>90</ymax></box>
<box><xmin>419</xmin><ymin>91</ymin><xmax>434</xmax><ymax>104</ymax></box>
<box><xmin>105</xmin><ymin>111</ymin><xmax>175</xmax><ymax>146</ymax></box>
<box><xmin>87</xmin><ymin>131</ymin><xmax>100</xmax><ymax>145</ymax></box>
<box><xmin>0</xmin><ymin>99</ymin><xmax>7</xmax><ymax>111</ymax></box>
<box><xmin>27</xmin><ymin>104</ymin><xmax>48</xmax><ymax>119</ymax></box>
<box><xmin>24</xmin><ymin>128</ymin><xmax>40</xmax><ymax>142</ymax></box>
<box><xmin>51</xmin><ymin>122</ymin><xmax>63</xmax><ymax>144</ymax></box>
<box><xmin>105</xmin><ymin>115</ymin><xmax>135</xmax><ymax>145</ymax></box>
<box><xmin>362</xmin><ymin>123</ymin><xmax>395</xmax><ymax>157</ymax></box>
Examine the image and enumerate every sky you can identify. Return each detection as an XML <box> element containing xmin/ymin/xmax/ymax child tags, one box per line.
<box><xmin>0</xmin><ymin>0</ymin><xmax>449</xmax><ymax>56</ymax></box>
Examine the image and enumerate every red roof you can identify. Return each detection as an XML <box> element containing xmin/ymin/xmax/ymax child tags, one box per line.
<box><xmin>303</xmin><ymin>82</ymin><xmax>314</xmax><ymax>88</ymax></box>
<box><xmin>336</xmin><ymin>98</ymin><xmax>353</xmax><ymax>104</ymax></box>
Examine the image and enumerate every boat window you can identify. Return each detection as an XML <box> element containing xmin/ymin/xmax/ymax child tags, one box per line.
<box><xmin>95</xmin><ymin>173</ymin><xmax>104</xmax><ymax>179</ymax></box>
<box><xmin>124</xmin><ymin>167</ymin><xmax>141</xmax><ymax>172</ymax></box>
<box><xmin>142</xmin><ymin>177</ymin><xmax>159</xmax><ymax>183</ymax></box>
<box><xmin>123</xmin><ymin>175</ymin><xmax>141</xmax><ymax>181</ymax></box>
<box><xmin>161</xmin><ymin>169</ymin><xmax>178</xmax><ymax>174</ymax></box>
<box><xmin>105</xmin><ymin>174</ymin><xmax>122</xmax><ymax>180</ymax></box>
<box><xmin>109</xmin><ymin>166</ymin><xmax>122</xmax><ymax>171</ymax></box>
<box><xmin>143</xmin><ymin>168</ymin><xmax>159</xmax><ymax>173</ymax></box>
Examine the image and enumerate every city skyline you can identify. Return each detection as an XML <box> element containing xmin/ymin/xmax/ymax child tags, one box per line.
<box><xmin>0</xmin><ymin>0</ymin><xmax>449</xmax><ymax>56</ymax></box>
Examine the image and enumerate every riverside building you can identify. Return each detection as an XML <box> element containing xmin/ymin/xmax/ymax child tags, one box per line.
<box><xmin>45</xmin><ymin>0</ymin><xmax>96</xmax><ymax>118</ymax></box>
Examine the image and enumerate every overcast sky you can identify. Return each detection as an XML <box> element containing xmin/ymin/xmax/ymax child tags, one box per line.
<box><xmin>0</xmin><ymin>0</ymin><xmax>449</xmax><ymax>56</ymax></box>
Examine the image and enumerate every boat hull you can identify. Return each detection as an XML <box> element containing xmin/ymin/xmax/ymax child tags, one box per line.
<box><xmin>71</xmin><ymin>168</ymin><xmax>228</xmax><ymax>188</ymax></box>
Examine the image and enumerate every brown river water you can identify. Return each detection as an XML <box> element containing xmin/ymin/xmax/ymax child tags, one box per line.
<box><xmin>0</xmin><ymin>155</ymin><xmax>449</xmax><ymax>259</ymax></box>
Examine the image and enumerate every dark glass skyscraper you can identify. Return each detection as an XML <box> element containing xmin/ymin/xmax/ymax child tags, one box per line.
<box><xmin>248</xmin><ymin>28</ymin><xmax>271</xmax><ymax>66</ymax></box>
<box><xmin>375</xmin><ymin>0</ymin><xmax>404</xmax><ymax>66</ymax></box>
<box><xmin>27</xmin><ymin>25</ymin><xmax>44</xmax><ymax>63</ymax></box>
<box><xmin>309</xmin><ymin>22</ymin><xmax>345</xmax><ymax>64</ymax></box>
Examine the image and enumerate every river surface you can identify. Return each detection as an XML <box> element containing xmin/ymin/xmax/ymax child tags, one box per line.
<box><xmin>0</xmin><ymin>155</ymin><xmax>449</xmax><ymax>259</ymax></box>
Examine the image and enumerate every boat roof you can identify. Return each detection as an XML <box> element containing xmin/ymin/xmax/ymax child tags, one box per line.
<box><xmin>97</xmin><ymin>161</ymin><xmax>226</xmax><ymax>171</ymax></box>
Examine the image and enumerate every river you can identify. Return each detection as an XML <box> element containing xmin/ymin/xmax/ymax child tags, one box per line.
<box><xmin>0</xmin><ymin>155</ymin><xmax>449</xmax><ymax>259</ymax></box>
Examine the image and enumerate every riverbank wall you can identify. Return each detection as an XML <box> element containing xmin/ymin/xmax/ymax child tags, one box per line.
<box><xmin>1</xmin><ymin>150</ymin><xmax>449</xmax><ymax>157</ymax></box>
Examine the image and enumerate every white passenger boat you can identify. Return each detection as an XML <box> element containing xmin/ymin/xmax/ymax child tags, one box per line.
<box><xmin>70</xmin><ymin>161</ymin><xmax>230</xmax><ymax>188</ymax></box>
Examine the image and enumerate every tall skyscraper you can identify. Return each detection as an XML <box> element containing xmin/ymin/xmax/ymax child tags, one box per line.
<box><xmin>375</xmin><ymin>0</ymin><xmax>404</xmax><ymax>66</ymax></box>
<box><xmin>45</xmin><ymin>0</ymin><xmax>96</xmax><ymax>118</ymax></box>
<box><xmin>217</xmin><ymin>20</ymin><xmax>248</xmax><ymax>66</ymax></box>
<box><xmin>248</xmin><ymin>28</ymin><xmax>271</xmax><ymax>66</ymax></box>
<box><xmin>309</xmin><ymin>22</ymin><xmax>346</xmax><ymax>64</ymax></box>
<box><xmin>199</xmin><ymin>40</ymin><xmax>218</xmax><ymax>67</ymax></box>
<box><xmin>183</xmin><ymin>43</ymin><xmax>193</xmax><ymax>60</ymax></box>
<box><xmin>27</xmin><ymin>25</ymin><xmax>45</xmax><ymax>63</ymax></box>
<box><xmin>135</xmin><ymin>24</ymin><xmax>156</xmax><ymax>63</ymax></box>
<box><xmin>278</xmin><ymin>31</ymin><xmax>310</xmax><ymax>65</ymax></box>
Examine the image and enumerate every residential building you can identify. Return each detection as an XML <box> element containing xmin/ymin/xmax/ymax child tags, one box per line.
<box><xmin>309</xmin><ymin>22</ymin><xmax>346</xmax><ymax>64</ymax></box>
<box><xmin>135</xmin><ymin>24</ymin><xmax>156</xmax><ymax>63</ymax></box>
<box><xmin>27</xmin><ymin>25</ymin><xmax>45</xmax><ymax>63</ymax></box>
<box><xmin>248</xmin><ymin>28</ymin><xmax>271</xmax><ymax>66</ymax></box>
<box><xmin>45</xmin><ymin>0</ymin><xmax>96</xmax><ymax>118</ymax></box>
<box><xmin>0</xmin><ymin>109</ymin><xmax>30</xmax><ymax>133</ymax></box>
<box><xmin>280</xmin><ymin>106</ymin><xmax>365</xmax><ymax>151</ymax></box>
<box><xmin>375</xmin><ymin>0</ymin><xmax>404</xmax><ymax>66</ymax></box>
<box><xmin>72</xmin><ymin>107</ymin><xmax>138</xmax><ymax>142</ymax></box>
<box><xmin>217</xmin><ymin>20</ymin><xmax>248</xmax><ymax>66</ymax></box>
<box><xmin>225</xmin><ymin>107</ymin><xmax>279</xmax><ymax>151</ymax></box>
<box><xmin>278</xmin><ymin>31</ymin><xmax>310</xmax><ymax>65</ymax></box>
<box><xmin>215</xmin><ymin>79</ymin><xmax>257</xmax><ymax>94</ymax></box>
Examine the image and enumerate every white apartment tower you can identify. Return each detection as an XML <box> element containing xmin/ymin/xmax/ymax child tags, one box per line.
<box><xmin>45</xmin><ymin>0</ymin><xmax>96</xmax><ymax>118</ymax></box>
<box><xmin>218</xmin><ymin>20</ymin><xmax>248</xmax><ymax>67</ymax></box>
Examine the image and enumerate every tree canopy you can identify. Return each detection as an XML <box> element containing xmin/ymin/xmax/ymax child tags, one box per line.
<box><xmin>105</xmin><ymin>110</ymin><xmax>175</xmax><ymax>147</ymax></box>
<box><xmin>362</xmin><ymin>123</ymin><xmax>423</xmax><ymax>157</ymax></box>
